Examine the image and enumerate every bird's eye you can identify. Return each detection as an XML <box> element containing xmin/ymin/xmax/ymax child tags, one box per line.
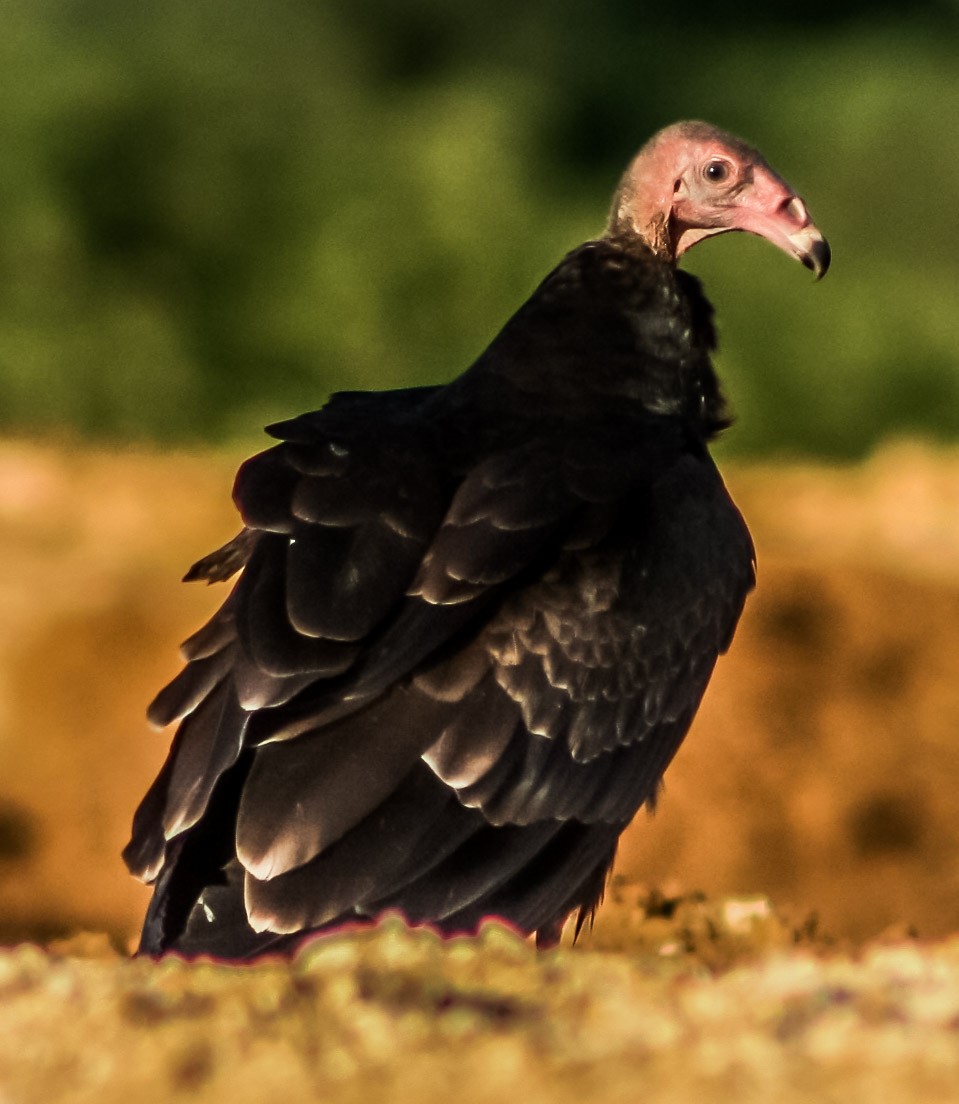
<box><xmin>703</xmin><ymin>160</ymin><xmax>730</xmax><ymax>183</ymax></box>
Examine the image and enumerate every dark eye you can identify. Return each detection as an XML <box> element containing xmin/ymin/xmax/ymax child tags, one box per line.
<box><xmin>703</xmin><ymin>160</ymin><xmax>730</xmax><ymax>183</ymax></box>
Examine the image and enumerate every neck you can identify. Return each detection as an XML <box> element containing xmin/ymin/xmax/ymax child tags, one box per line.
<box><xmin>605</xmin><ymin>206</ymin><xmax>674</xmax><ymax>264</ymax></box>
<box><xmin>606</xmin><ymin>140</ymin><xmax>679</xmax><ymax>263</ymax></box>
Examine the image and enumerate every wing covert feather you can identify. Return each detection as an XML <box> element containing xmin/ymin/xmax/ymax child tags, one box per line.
<box><xmin>414</xmin><ymin>450</ymin><xmax>754</xmax><ymax>826</ymax></box>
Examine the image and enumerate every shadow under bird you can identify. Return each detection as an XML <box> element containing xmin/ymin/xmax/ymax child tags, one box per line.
<box><xmin>124</xmin><ymin>121</ymin><xmax>830</xmax><ymax>958</ymax></box>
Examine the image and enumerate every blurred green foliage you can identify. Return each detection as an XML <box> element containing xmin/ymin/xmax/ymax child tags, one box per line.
<box><xmin>0</xmin><ymin>0</ymin><xmax>956</xmax><ymax>455</ymax></box>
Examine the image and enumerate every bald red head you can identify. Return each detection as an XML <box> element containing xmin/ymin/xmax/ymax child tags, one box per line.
<box><xmin>609</xmin><ymin>121</ymin><xmax>830</xmax><ymax>278</ymax></box>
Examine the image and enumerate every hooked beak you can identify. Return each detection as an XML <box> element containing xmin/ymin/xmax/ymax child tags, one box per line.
<box><xmin>789</xmin><ymin>223</ymin><xmax>831</xmax><ymax>279</ymax></box>
<box><xmin>672</xmin><ymin>186</ymin><xmax>831</xmax><ymax>279</ymax></box>
<box><xmin>733</xmin><ymin>191</ymin><xmax>831</xmax><ymax>280</ymax></box>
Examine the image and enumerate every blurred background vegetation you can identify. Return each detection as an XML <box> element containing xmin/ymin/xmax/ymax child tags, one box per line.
<box><xmin>0</xmin><ymin>0</ymin><xmax>957</xmax><ymax>456</ymax></box>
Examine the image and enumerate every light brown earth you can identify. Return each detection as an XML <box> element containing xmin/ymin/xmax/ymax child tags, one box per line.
<box><xmin>0</xmin><ymin>439</ymin><xmax>958</xmax><ymax>1102</ymax></box>
<box><xmin>3</xmin><ymin>901</ymin><xmax>959</xmax><ymax>1104</ymax></box>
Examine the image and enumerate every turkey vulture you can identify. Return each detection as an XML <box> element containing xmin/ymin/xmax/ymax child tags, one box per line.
<box><xmin>124</xmin><ymin>121</ymin><xmax>829</xmax><ymax>958</ymax></box>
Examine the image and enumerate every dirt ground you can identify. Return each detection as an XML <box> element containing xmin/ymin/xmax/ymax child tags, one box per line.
<box><xmin>0</xmin><ymin>437</ymin><xmax>958</xmax><ymax>948</ymax></box>
<box><xmin>4</xmin><ymin>904</ymin><xmax>959</xmax><ymax>1104</ymax></box>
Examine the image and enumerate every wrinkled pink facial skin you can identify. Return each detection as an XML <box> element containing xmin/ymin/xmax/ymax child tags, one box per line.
<box><xmin>613</xmin><ymin>121</ymin><xmax>830</xmax><ymax>278</ymax></box>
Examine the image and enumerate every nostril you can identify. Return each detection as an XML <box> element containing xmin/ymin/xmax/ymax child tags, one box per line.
<box><xmin>784</xmin><ymin>196</ymin><xmax>807</xmax><ymax>225</ymax></box>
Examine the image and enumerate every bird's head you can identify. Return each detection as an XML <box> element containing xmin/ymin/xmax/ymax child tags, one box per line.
<box><xmin>610</xmin><ymin>120</ymin><xmax>830</xmax><ymax>278</ymax></box>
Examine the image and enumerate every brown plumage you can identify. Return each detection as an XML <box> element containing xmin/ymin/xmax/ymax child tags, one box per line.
<box><xmin>124</xmin><ymin>121</ymin><xmax>829</xmax><ymax>958</ymax></box>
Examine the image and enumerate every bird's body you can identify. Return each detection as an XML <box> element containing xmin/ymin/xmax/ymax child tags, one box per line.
<box><xmin>125</xmin><ymin>124</ymin><xmax>828</xmax><ymax>958</ymax></box>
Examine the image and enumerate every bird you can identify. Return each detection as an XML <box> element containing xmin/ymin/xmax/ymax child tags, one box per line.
<box><xmin>124</xmin><ymin>120</ymin><xmax>829</xmax><ymax>959</ymax></box>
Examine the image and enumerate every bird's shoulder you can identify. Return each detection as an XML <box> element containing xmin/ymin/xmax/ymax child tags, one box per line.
<box><xmin>458</xmin><ymin>235</ymin><xmax>728</xmax><ymax>434</ymax></box>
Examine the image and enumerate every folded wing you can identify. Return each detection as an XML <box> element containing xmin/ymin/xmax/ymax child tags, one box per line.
<box><xmin>125</xmin><ymin>395</ymin><xmax>754</xmax><ymax>953</ymax></box>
